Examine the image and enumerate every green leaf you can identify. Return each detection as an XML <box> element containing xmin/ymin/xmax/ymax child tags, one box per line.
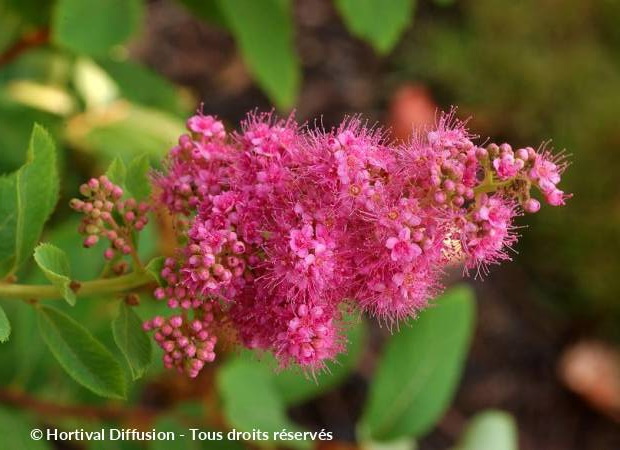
<box><xmin>52</xmin><ymin>0</ymin><xmax>144</xmax><ymax>57</ymax></box>
<box><xmin>64</xmin><ymin>102</ymin><xmax>185</xmax><ymax>164</ymax></box>
<box><xmin>73</xmin><ymin>58</ymin><xmax>120</xmax><ymax>109</ymax></box>
<box><xmin>126</xmin><ymin>154</ymin><xmax>151</xmax><ymax>200</ymax></box>
<box><xmin>146</xmin><ymin>256</ymin><xmax>165</xmax><ymax>286</ymax></box>
<box><xmin>274</xmin><ymin>318</ymin><xmax>367</xmax><ymax>405</ymax></box>
<box><xmin>0</xmin><ymin>124</ymin><xmax>59</xmax><ymax>278</ymax></box>
<box><xmin>0</xmin><ymin>406</ymin><xmax>52</xmax><ymax>450</ymax></box>
<box><xmin>105</xmin><ymin>156</ymin><xmax>126</xmax><ymax>186</ymax></box>
<box><xmin>218</xmin><ymin>358</ymin><xmax>310</xmax><ymax>449</ymax></box>
<box><xmin>359</xmin><ymin>285</ymin><xmax>475</xmax><ymax>441</ymax></box>
<box><xmin>215</xmin><ymin>0</ymin><xmax>300</xmax><ymax>109</ymax></box>
<box><xmin>33</xmin><ymin>243</ymin><xmax>76</xmax><ymax>305</ymax></box>
<box><xmin>0</xmin><ymin>103</ymin><xmax>61</xmax><ymax>174</ymax></box>
<box><xmin>457</xmin><ymin>410</ymin><xmax>518</xmax><ymax>450</ymax></box>
<box><xmin>112</xmin><ymin>301</ymin><xmax>152</xmax><ymax>380</ymax></box>
<box><xmin>37</xmin><ymin>305</ymin><xmax>127</xmax><ymax>398</ymax></box>
<box><xmin>177</xmin><ymin>0</ymin><xmax>228</xmax><ymax>29</ymax></box>
<box><xmin>335</xmin><ymin>0</ymin><xmax>415</xmax><ymax>54</ymax></box>
<box><xmin>39</xmin><ymin>218</ymin><xmax>105</xmax><ymax>281</ymax></box>
<box><xmin>0</xmin><ymin>305</ymin><xmax>10</xmax><ymax>343</ymax></box>
<box><xmin>97</xmin><ymin>59</ymin><xmax>190</xmax><ymax>115</ymax></box>
<box><xmin>6</xmin><ymin>0</ymin><xmax>53</xmax><ymax>27</ymax></box>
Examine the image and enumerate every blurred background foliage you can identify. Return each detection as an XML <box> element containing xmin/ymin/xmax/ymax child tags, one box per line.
<box><xmin>396</xmin><ymin>0</ymin><xmax>620</xmax><ymax>336</ymax></box>
<box><xmin>0</xmin><ymin>0</ymin><xmax>618</xmax><ymax>449</ymax></box>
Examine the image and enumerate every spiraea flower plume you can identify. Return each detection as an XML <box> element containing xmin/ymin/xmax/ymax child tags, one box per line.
<box><xmin>73</xmin><ymin>108</ymin><xmax>570</xmax><ymax>377</ymax></box>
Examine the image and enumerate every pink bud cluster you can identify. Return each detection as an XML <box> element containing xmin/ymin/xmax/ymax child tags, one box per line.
<box><xmin>70</xmin><ymin>176</ymin><xmax>149</xmax><ymax>261</ymax></box>
<box><xmin>145</xmin><ymin>109</ymin><xmax>569</xmax><ymax>376</ymax></box>
<box><xmin>142</xmin><ymin>302</ymin><xmax>217</xmax><ymax>378</ymax></box>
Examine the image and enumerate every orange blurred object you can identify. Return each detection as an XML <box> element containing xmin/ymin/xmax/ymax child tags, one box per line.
<box><xmin>388</xmin><ymin>84</ymin><xmax>437</xmax><ymax>141</ymax></box>
<box><xmin>559</xmin><ymin>340</ymin><xmax>620</xmax><ymax>422</ymax></box>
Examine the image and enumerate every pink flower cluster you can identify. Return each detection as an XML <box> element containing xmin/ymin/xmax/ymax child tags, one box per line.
<box><xmin>148</xmin><ymin>109</ymin><xmax>569</xmax><ymax>376</ymax></box>
<box><xmin>70</xmin><ymin>176</ymin><xmax>149</xmax><ymax>261</ymax></box>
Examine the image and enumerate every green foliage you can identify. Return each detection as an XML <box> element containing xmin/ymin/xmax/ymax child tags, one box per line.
<box><xmin>40</xmin><ymin>218</ymin><xmax>106</xmax><ymax>281</ymax></box>
<box><xmin>400</xmin><ymin>0</ymin><xmax>620</xmax><ymax>330</ymax></box>
<box><xmin>105</xmin><ymin>156</ymin><xmax>127</xmax><ymax>186</ymax></box>
<box><xmin>273</xmin><ymin>318</ymin><xmax>367</xmax><ymax>405</ymax></box>
<box><xmin>0</xmin><ymin>406</ymin><xmax>51</xmax><ymax>450</ymax></box>
<box><xmin>150</xmin><ymin>417</ymin><xmax>197</xmax><ymax>450</ymax></box>
<box><xmin>335</xmin><ymin>0</ymin><xmax>415</xmax><ymax>54</ymax></box>
<box><xmin>111</xmin><ymin>301</ymin><xmax>152</xmax><ymax>380</ymax></box>
<box><xmin>73</xmin><ymin>58</ymin><xmax>119</xmax><ymax>109</ymax></box>
<box><xmin>37</xmin><ymin>305</ymin><xmax>127</xmax><ymax>398</ymax></box>
<box><xmin>217</xmin><ymin>358</ymin><xmax>310</xmax><ymax>449</ymax></box>
<box><xmin>65</xmin><ymin>103</ymin><xmax>185</xmax><ymax>164</ymax></box>
<box><xmin>0</xmin><ymin>124</ymin><xmax>58</xmax><ymax>278</ymax></box>
<box><xmin>0</xmin><ymin>103</ymin><xmax>60</xmax><ymax>173</ymax></box>
<box><xmin>33</xmin><ymin>243</ymin><xmax>76</xmax><ymax>305</ymax></box>
<box><xmin>214</xmin><ymin>0</ymin><xmax>300</xmax><ymax>110</ymax></box>
<box><xmin>0</xmin><ymin>305</ymin><xmax>10</xmax><ymax>343</ymax></box>
<box><xmin>5</xmin><ymin>0</ymin><xmax>53</xmax><ymax>27</ymax></box>
<box><xmin>359</xmin><ymin>285</ymin><xmax>475</xmax><ymax>441</ymax></box>
<box><xmin>145</xmin><ymin>256</ymin><xmax>165</xmax><ymax>286</ymax></box>
<box><xmin>456</xmin><ymin>410</ymin><xmax>518</xmax><ymax>450</ymax></box>
<box><xmin>52</xmin><ymin>0</ymin><xmax>144</xmax><ymax>57</ymax></box>
<box><xmin>0</xmin><ymin>3</ymin><xmax>24</xmax><ymax>54</ymax></box>
<box><xmin>177</xmin><ymin>0</ymin><xmax>229</xmax><ymax>29</ymax></box>
<box><xmin>126</xmin><ymin>154</ymin><xmax>152</xmax><ymax>201</ymax></box>
<box><xmin>97</xmin><ymin>59</ymin><xmax>190</xmax><ymax>116</ymax></box>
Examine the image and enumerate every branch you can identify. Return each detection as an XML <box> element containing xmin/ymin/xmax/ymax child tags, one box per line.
<box><xmin>0</xmin><ymin>271</ymin><xmax>155</xmax><ymax>300</ymax></box>
<box><xmin>0</xmin><ymin>388</ymin><xmax>157</xmax><ymax>422</ymax></box>
<box><xmin>0</xmin><ymin>28</ymin><xmax>50</xmax><ymax>67</ymax></box>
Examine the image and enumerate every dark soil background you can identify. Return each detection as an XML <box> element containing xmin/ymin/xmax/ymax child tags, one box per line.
<box><xmin>129</xmin><ymin>1</ymin><xmax>620</xmax><ymax>449</ymax></box>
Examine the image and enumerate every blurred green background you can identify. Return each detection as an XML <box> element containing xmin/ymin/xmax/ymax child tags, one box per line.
<box><xmin>0</xmin><ymin>0</ymin><xmax>619</xmax><ymax>449</ymax></box>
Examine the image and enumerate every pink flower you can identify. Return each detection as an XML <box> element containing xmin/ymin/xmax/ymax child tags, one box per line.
<box><xmin>492</xmin><ymin>153</ymin><xmax>523</xmax><ymax>179</ymax></box>
<box><xmin>289</xmin><ymin>225</ymin><xmax>314</xmax><ymax>258</ymax></box>
<box><xmin>139</xmin><ymin>108</ymin><xmax>570</xmax><ymax>376</ymax></box>
<box><xmin>187</xmin><ymin>114</ymin><xmax>225</xmax><ymax>139</ymax></box>
<box><xmin>545</xmin><ymin>188</ymin><xmax>568</xmax><ymax>206</ymax></box>
<box><xmin>386</xmin><ymin>228</ymin><xmax>422</xmax><ymax>262</ymax></box>
<box><xmin>529</xmin><ymin>155</ymin><xmax>561</xmax><ymax>192</ymax></box>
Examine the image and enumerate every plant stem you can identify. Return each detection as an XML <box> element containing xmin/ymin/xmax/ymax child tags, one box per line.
<box><xmin>0</xmin><ymin>271</ymin><xmax>154</xmax><ymax>300</ymax></box>
<box><xmin>0</xmin><ymin>28</ymin><xmax>49</xmax><ymax>67</ymax></box>
<box><xmin>0</xmin><ymin>387</ymin><xmax>158</xmax><ymax>422</ymax></box>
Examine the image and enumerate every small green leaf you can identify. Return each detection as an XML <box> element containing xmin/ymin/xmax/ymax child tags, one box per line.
<box><xmin>359</xmin><ymin>285</ymin><xmax>475</xmax><ymax>441</ymax></box>
<box><xmin>218</xmin><ymin>358</ymin><xmax>310</xmax><ymax>449</ymax></box>
<box><xmin>335</xmin><ymin>0</ymin><xmax>415</xmax><ymax>54</ymax></box>
<box><xmin>105</xmin><ymin>156</ymin><xmax>126</xmax><ymax>186</ymax></box>
<box><xmin>0</xmin><ymin>124</ymin><xmax>59</xmax><ymax>278</ymax></box>
<box><xmin>33</xmin><ymin>243</ymin><xmax>76</xmax><ymax>306</ymax></box>
<box><xmin>52</xmin><ymin>0</ymin><xmax>144</xmax><ymax>57</ymax></box>
<box><xmin>37</xmin><ymin>305</ymin><xmax>127</xmax><ymax>398</ymax></box>
<box><xmin>0</xmin><ymin>306</ymin><xmax>10</xmax><ymax>343</ymax></box>
<box><xmin>146</xmin><ymin>256</ymin><xmax>165</xmax><ymax>286</ymax></box>
<box><xmin>126</xmin><ymin>154</ymin><xmax>151</xmax><ymax>200</ymax></box>
<box><xmin>112</xmin><ymin>301</ymin><xmax>152</xmax><ymax>380</ymax></box>
<box><xmin>215</xmin><ymin>0</ymin><xmax>300</xmax><ymax>109</ymax></box>
<box><xmin>457</xmin><ymin>410</ymin><xmax>518</xmax><ymax>450</ymax></box>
